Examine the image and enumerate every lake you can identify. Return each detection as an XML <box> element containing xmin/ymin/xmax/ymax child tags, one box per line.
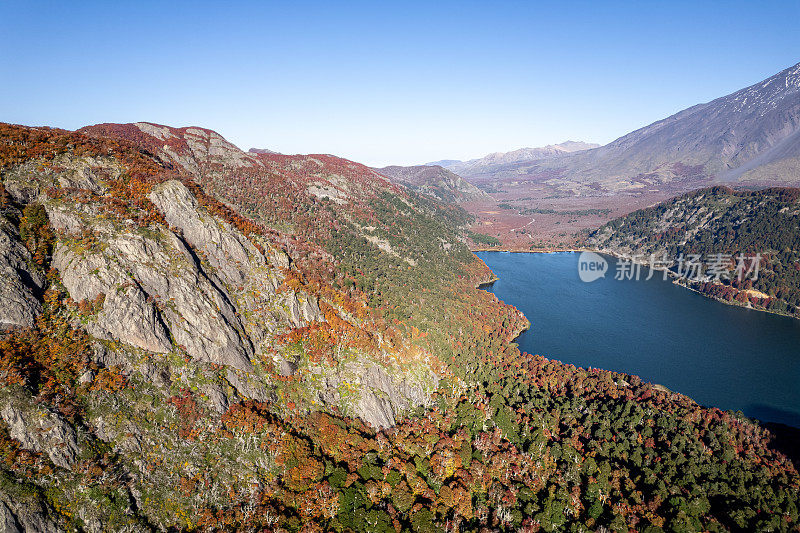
<box><xmin>476</xmin><ymin>251</ymin><xmax>800</xmax><ymax>428</ymax></box>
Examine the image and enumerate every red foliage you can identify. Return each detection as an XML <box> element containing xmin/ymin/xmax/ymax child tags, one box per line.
<box><xmin>167</xmin><ymin>389</ymin><xmax>205</xmax><ymax>439</ymax></box>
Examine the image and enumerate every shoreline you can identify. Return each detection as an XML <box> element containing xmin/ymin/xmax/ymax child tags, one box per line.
<box><xmin>471</xmin><ymin>247</ymin><xmax>590</xmax><ymax>254</ymax></box>
<box><xmin>472</xmin><ymin>247</ymin><xmax>799</xmax><ymax>321</ymax></box>
<box><xmin>474</xmin><ymin>275</ymin><xmax>498</xmax><ymax>289</ymax></box>
<box><xmin>473</xmin><ymin>249</ymin><xmax>800</xmax><ymax>431</ymax></box>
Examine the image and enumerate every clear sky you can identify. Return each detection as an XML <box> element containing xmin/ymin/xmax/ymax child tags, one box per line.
<box><xmin>1</xmin><ymin>1</ymin><xmax>798</xmax><ymax>166</ymax></box>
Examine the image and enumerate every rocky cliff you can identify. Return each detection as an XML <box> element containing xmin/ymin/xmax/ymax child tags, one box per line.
<box><xmin>0</xmin><ymin>122</ymin><xmax>452</xmax><ymax>529</ymax></box>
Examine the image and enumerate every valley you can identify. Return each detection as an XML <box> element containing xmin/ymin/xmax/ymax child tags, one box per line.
<box><xmin>396</xmin><ymin>62</ymin><xmax>800</xmax><ymax>251</ymax></box>
<box><xmin>1</xmin><ymin>6</ymin><xmax>799</xmax><ymax>527</ymax></box>
<box><xmin>461</xmin><ymin>187</ymin><xmax>673</xmax><ymax>249</ymax></box>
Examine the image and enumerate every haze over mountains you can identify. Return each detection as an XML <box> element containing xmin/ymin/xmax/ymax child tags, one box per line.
<box><xmin>446</xmin><ymin>62</ymin><xmax>800</xmax><ymax>195</ymax></box>
<box><xmin>397</xmin><ymin>61</ymin><xmax>800</xmax><ymax>250</ymax></box>
<box><xmin>426</xmin><ymin>141</ymin><xmax>600</xmax><ymax>183</ymax></box>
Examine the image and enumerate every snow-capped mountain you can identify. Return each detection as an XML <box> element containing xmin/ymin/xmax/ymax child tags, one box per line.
<box><xmin>520</xmin><ymin>61</ymin><xmax>800</xmax><ymax>190</ymax></box>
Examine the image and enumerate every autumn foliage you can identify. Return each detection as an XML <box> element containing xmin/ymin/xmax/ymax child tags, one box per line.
<box><xmin>0</xmin><ymin>122</ymin><xmax>797</xmax><ymax>532</ymax></box>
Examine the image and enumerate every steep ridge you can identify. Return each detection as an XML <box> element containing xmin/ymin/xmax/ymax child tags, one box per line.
<box><xmin>13</xmin><ymin>122</ymin><xmax>465</xmax><ymax>429</ymax></box>
<box><xmin>0</xmin><ymin>122</ymin><xmax>798</xmax><ymax>531</ymax></box>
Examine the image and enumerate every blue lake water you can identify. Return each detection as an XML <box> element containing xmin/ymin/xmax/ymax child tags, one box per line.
<box><xmin>476</xmin><ymin>251</ymin><xmax>800</xmax><ymax>428</ymax></box>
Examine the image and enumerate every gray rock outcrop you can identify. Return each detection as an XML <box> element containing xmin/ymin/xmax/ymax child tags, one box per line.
<box><xmin>315</xmin><ymin>360</ymin><xmax>437</xmax><ymax>429</ymax></box>
<box><xmin>0</xmin><ymin>402</ymin><xmax>79</xmax><ymax>470</ymax></box>
<box><xmin>0</xmin><ymin>497</ymin><xmax>64</xmax><ymax>533</ymax></box>
<box><xmin>0</xmin><ymin>213</ymin><xmax>44</xmax><ymax>329</ymax></box>
<box><xmin>46</xmin><ymin>180</ymin><xmax>325</xmax><ymax>371</ymax></box>
<box><xmin>148</xmin><ymin>180</ymin><xmax>323</xmax><ymax>344</ymax></box>
<box><xmin>148</xmin><ymin>180</ymin><xmax>260</xmax><ymax>288</ymax></box>
<box><xmin>52</xmin><ymin>228</ymin><xmax>254</xmax><ymax>370</ymax></box>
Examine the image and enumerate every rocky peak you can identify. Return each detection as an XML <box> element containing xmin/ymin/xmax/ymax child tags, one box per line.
<box><xmin>80</xmin><ymin>122</ymin><xmax>260</xmax><ymax>178</ymax></box>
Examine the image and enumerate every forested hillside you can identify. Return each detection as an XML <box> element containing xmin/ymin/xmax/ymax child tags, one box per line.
<box><xmin>591</xmin><ymin>186</ymin><xmax>800</xmax><ymax>318</ymax></box>
<box><xmin>0</xmin><ymin>122</ymin><xmax>797</xmax><ymax>532</ymax></box>
<box><xmin>374</xmin><ymin>164</ymin><xmax>487</xmax><ymax>203</ymax></box>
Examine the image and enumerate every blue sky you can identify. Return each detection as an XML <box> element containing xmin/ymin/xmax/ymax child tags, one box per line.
<box><xmin>1</xmin><ymin>1</ymin><xmax>798</xmax><ymax>166</ymax></box>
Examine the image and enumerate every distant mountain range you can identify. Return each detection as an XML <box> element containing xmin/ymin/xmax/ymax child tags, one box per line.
<box><xmin>440</xmin><ymin>62</ymin><xmax>800</xmax><ymax>194</ymax></box>
<box><xmin>425</xmin><ymin>159</ymin><xmax>462</xmax><ymax>168</ymax></box>
<box><xmin>426</xmin><ymin>141</ymin><xmax>599</xmax><ymax>181</ymax></box>
<box><xmin>248</xmin><ymin>147</ymin><xmax>279</xmax><ymax>154</ymax></box>
<box><xmin>374</xmin><ymin>164</ymin><xmax>488</xmax><ymax>203</ymax></box>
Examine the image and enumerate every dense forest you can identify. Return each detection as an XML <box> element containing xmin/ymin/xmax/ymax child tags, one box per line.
<box><xmin>0</xmin><ymin>123</ymin><xmax>798</xmax><ymax>532</ymax></box>
<box><xmin>590</xmin><ymin>186</ymin><xmax>800</xmax><ymax>317</ymax></box>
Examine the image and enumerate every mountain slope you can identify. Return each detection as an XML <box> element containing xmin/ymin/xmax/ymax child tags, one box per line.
<box><xmin>503</xmin><ymin>62</ymin><xmax>800</xmax><ymax>193</ymax></box>
<box><xmin>0</xmin><ymin>122</ymin><xmax>798</xmax><ymax>532</ymax></box>
<box><xmin>4</xmin><ymin>122</ymin><xmax>452</xmax><ymax>428</ymax></box>
<box><xmin>590</xmin><ymin>186</ymin><xmax>800</xmax><ymax>316</ymax></box>
<box><xmin>431</xmin><ymin>141</ymin><xmax>599</xmax><ymax>183</ymax></box>
<box><xmin>375</xmin><ymin>164</ymin><xmax>488</xmax><ymax>202</ymax></box>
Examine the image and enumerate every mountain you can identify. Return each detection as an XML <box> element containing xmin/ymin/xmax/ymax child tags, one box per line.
<box><xmin>6</xmin><ymin>121</ymin><xmax>477</xmax><ymax>430</ymax></box>
<box><xmin>248</xmin><ymin>147</ymin><xmax>279</xmax><ymax>154</ymax></box>
<box><xmin>430</xmin><ymin>141</ymin><xmax>599</xmax><ymax>182</ymax></box>
<box><xmin>374</xmin><ymin>164</ymin><xmax>488</xmax><ymax>202</ymax></box>
<box><xmin>425</xmin><ymin>158</ymin><xmax>462</xmax><ymax>167</ymax></box>
<box><xmin>590</xmin><ymin>186</ymin><xmax>800</xmax><ymax>316</ymax></box>
<box><xmin>0</xmin><ymin>121</ymin><xmax>798</xmax><ymax>531</ymax></box>
<box><xmin>494</xmin><ymin>62</ymin><xmax>800</xmax><ymax>193</ymax></box>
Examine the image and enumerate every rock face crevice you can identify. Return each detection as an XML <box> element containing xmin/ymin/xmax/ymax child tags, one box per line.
<box><xmin>0</xmin><ymin>497</ymin><xmax>64</xmax><ymax>533</ymax></box>
<box><xmin>0</xmin><ymin>212</ymin><xmax>44</xmax><ymax>330</ymax></box>
<box><xmin>1</xmin><ymin>131</ymin><xmax>438</xmax><ymax>468</ymax></box>
<box><xmin>148</xmin><ymin>180</ymin><xmax>260</xmax><ymax>288</ymax></box>
<box><xmin>51</xmin><ymin>224</ymin><xmax>256</xmax><ymax>370</ymax></box>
